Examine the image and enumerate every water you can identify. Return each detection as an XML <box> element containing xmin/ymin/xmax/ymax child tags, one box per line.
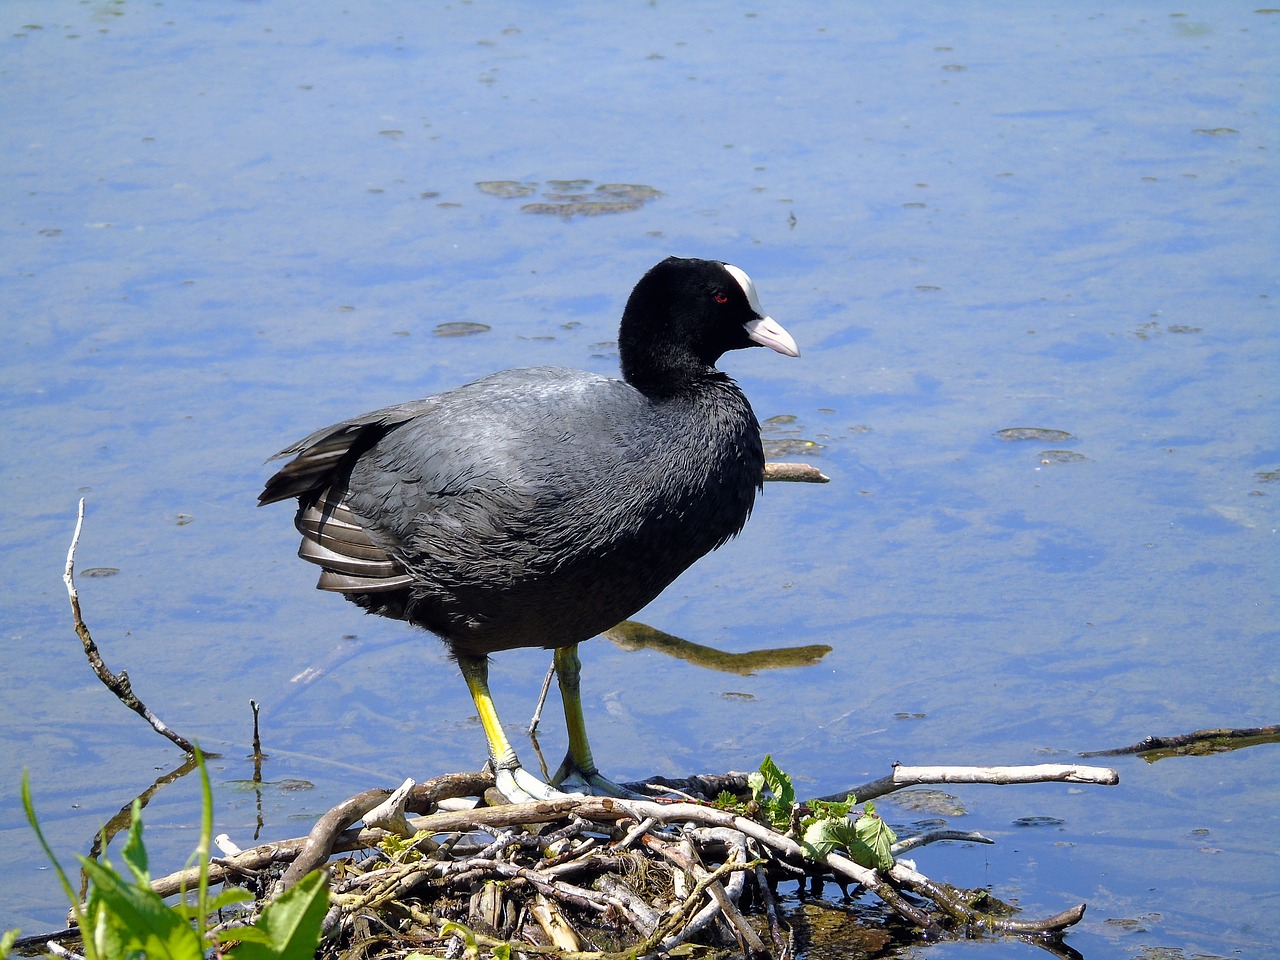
<box><xmin>1</xmin><ymin>4</ymin><xmax>1276</xmax><ymax>956</ymax></box>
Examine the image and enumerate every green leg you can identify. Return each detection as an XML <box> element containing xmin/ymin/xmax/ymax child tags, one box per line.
<box><xmin>552</xmin><ymin>644</ymin><xmax>600</xmax><ymax>781</ymax></box>
<box><xmin>551</xmin><ymin>644</ymin><xmax>635</xmax><ymax>796</ymax></box>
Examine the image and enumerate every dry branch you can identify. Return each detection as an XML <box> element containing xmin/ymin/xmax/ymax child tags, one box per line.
<box><xmin>63</xmin><ymin>499</ymin><xmax>197</xmax><ymax>754</ymax></box>
<box><xmin>818</xmin><ymin>762</ymin><xmax>1120</xmax><ymax>804</ymax></box>
<box><xmin>764</xmin><ymin>461</ymin><xmax>829</xmax><ymax>483</ymax></box>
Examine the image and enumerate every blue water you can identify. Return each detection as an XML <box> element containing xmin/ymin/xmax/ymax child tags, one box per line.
<box><xmin>2</xmin><ymin>4</ymin><xmax>1276</xmax><ymax>956</ymax></box>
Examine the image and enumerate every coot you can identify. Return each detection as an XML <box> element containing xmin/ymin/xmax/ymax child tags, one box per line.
<box><xmin>260</xmin><ymin>257</ymin><xmax>799</xmax><ymax>801</ymax></box>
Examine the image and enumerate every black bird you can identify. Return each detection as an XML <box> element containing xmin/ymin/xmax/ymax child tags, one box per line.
<box><xmin>259</xmin><ymin>257</ymin><xmax>799</xmax><ymax>801</ymax></box>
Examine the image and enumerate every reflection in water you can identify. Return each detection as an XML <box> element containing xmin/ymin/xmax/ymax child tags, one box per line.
<box><xmin>603</xmin><ymin>619</ymin><xmax>832</xmax><ymax>676</ymax></box>
<box><xmin>1080</xmin><ymin>724</ymin><xmax>1280</xmax><ymax>762</ymax></box>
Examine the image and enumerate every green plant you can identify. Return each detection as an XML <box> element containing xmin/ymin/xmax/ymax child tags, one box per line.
<box><xmin>404</xmin><ymin>920</ymin><xmax>512</xmax><ymax>960</ymax></box>
<box><xmin>22</xmin><ymin>747</ymin><xmax>328</xmax><ymax>960</ymax></box>
<box><xmin>747</xmin><ymin>754</ymin><xmax>898</xmax><ymax>872</ymax></box>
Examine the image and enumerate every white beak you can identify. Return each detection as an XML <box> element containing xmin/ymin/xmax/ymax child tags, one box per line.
<box><xmin>745</xmin><ymin>314</ymin><xmax>800</xmax><ymax>358</ymax></box>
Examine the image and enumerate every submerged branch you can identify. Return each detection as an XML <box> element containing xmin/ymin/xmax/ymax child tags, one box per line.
<box><xmin>1080</xmin><ymin>724</ymin><xmax>1280</xmax><ymax>759</ymax></box>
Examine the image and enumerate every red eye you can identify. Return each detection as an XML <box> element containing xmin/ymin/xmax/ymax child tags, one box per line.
<box><xmin>714</xmin><ymin>292</ymin><xmax>729</xmax><ymax>304</ymax></box>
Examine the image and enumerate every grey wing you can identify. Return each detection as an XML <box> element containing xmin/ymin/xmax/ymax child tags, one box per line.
<box><xmin>257</xmin><ymin>397</ymin><xmax>442</xmax><ymax>507</ymax></box>
<box><xmin>259</xmin><ymin>397</ymin><xmax>446</xmax><ymax>593</ymax></box>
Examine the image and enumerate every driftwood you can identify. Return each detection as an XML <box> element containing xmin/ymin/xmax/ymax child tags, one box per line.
<box><xmin>814</xmin><ymin>762</ymin><xmax>1119</xmax><ymax>804</ymax></box>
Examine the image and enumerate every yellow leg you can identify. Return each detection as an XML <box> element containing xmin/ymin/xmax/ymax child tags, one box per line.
<box><xmin>458</xmin><ymin>654</ymin><xmax>520</xmax><ymax>770</ymax></box>
<box><xmin>458</xmin><ymin>654</ymin><xmax>564</xmax><ymax>803</ymax></box>
<box><xmin>458</xmin><ymin>649</ymin><xmax>632</xmax><ymax>801</ymax></box>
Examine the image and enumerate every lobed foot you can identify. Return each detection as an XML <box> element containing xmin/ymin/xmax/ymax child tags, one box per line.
<box><xmin>494</xmin><ymin>764</ymin><xmax>586</xmax><ymax>804</ymax></box>
<box><xmin>553</xmin><ymin>757</ymin><xmax>649</xmax><ymax>800</ymax></box>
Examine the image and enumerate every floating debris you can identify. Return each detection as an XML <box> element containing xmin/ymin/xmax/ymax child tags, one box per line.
<box><xmin>762</xmin><ymin>413</ymin><xmax>824</xmax><ymax>460</ymax></box>
<box><xmin>433</xmin><ymin>321</ymin><xmax>490</xmax><ymax>337</ymax></box>
<box><xmin>1038</xmin><ymin>450</ymin><xmax>1088</xmax><ymax>465</ymax></box>
<box><xmin>476</xmin><ymin>180</ymin><xmax>663</xmax><ymax>218</ymax></box>
<box><xmin>888</xmin><ymin>789</ymin><xmax>967</xmax><ymax>818</ymax></box>
<box><xmin>1134</xmin><ymin>320</ymin><xmax>1202</xmax><ymax>339</ymax></box>
<box><xmin>995</xmin><ymin>427</ymin><xmax>1074</xmax><ymax>442</ymax></box>
<box><xmin>475</xmin><ymin>180</ymin><xmax>538</xmax><ymax>198</ymax></box>
<box><xmin>1013</xmin><ymin>816</ymin><xmax>1066</xmax><ymax>828</ymax></box>
<box><xmin>764</xmin><ymin>438</ymin><xmax>823</xmax><ymax>458</ymax></box>
<box><xmin>522</xmin><ymin>199</ymin><xmax>639</xmax><ymax>218</ymax></box>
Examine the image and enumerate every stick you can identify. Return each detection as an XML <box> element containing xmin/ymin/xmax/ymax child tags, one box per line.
<box><xmin>63</xmin><ymin>499</ymin><xmax>197</xmax><ymax>755</ymax></box>
<box><xmin>274</xmin><ymin>771</ymin><xmax>491</xmax><ymax>893</ymax></box>
<box><xmin>529</xmin><ymin>662</ymin><xmax>556</xmax><ymax>734</ymax></box>
<box><xmin>764</xmin><ymin>461</ymin><xmax>829</xmax><ymax>483</ymax></box>
<box><xmin>819</xmin><ymin>762</ymin><xmax>1119</xmax><ymax>804</ymax></box>
<box><xmin>892</xmin><ymin>828</ymin><xmax>993</xmax><ymax>855</ymax></box>
<box><xmin>753</xmin><ymin>863</ymin><xmax>789</xmax><ymax>958</ymax></box>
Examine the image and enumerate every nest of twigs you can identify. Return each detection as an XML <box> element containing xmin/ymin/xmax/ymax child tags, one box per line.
<box><xmin>155</xmin><ymin>769</ymin><xmax>1101</xmax><ymax>960</ymax></box>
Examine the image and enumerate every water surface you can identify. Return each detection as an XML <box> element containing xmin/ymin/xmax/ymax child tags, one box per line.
<box><xmin>1</xmin><ymin>4</ymin><xmax>1276</xmax><ymax>957</ymax></box>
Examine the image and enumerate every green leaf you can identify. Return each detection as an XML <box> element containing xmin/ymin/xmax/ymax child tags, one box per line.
<box><xmin>800</xmin><ymin>816</ymin><xmax>857</xmax><ymax>860</ymax></box>
<box><xmin>207</xmin><ymin>886</ymin><xmax>256</xmax><ymax>911</ymax></box>
<box><xmin>747</xmin><ymin>755</ymin><xmax>796</xmax><ymax>831</ymax></box>
<box><xmin>849</xmin><ymin>803</ymin><xmax>898</xmax><ymax>872</ymax></box>
<box><xmin>225</xmin><ymin>927</ymin><xmax>274</xmax><ymax>947</ymax></box>
<box><xmin>1</xmin><ymin>928</ymin><xmax>20</xmax><ymax>960</ymax></box>
<box><xmin>193</xmin><ymin>744</ymin><xmax>214</xmax><ymax>942</ymax></box>
<box><xmin>378</xmin><ymin>829</ymin><xmax>431</xmax><ymax>862</ymax></box>
<box><xmin>439</xmin><ymin>921</ymin><xmax>480</xmax><ymax>960</ymax></box>
<box><xmin>225</xmin><ymin>870</ymin><xmax>329</xmax><ymax>960</ymax></box>
<box><xmin>757</xmin><ymin>755</ymin><xmax>795</xmax><ymax>808</ymax></box>
<box><xmin>20</xmin><ymin>773</ymin><xmax>86</xmax><ymax>938</ymax></box>
<box><xmin>120</xmin><ymin>799</ymin><xmax>151</xmax><ymax>888</ymax></box>
<box><xmin>806</xmin><ymin>794</ymin><xmax>856</xmax><ymax>821</ymax></box>
<box><xmin>79</xmin><ymin>856</ymin><xmax>205</xmax><ymax>960</ymax></box>
<box><xmin>798</xmin><ymin>797</ymin><xmax>897</xmax><ymax>872</ymax></box>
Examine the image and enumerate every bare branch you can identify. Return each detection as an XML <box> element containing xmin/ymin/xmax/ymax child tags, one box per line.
<box><xmin>820</xmin><ymin>762</ymin><xmax>1119</xmax><ymax>803</ymax></box>
<box><xmin>63</xmin><ymin>499</ymin><xmax>197</xmax><ymax>755</ymax></box>
<box><xmin>892</xmin><ymin>828</ymin><xmax>994</xmax><ymax>855</ymax></box>
<box><xmin>764</xmin><ymin>461</ymin><xmax>829</xmax><ymax>483</ymax></box>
